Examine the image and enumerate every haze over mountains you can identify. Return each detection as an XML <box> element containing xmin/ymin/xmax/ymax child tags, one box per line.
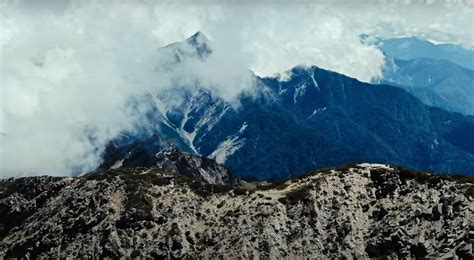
<box><xmin>379</xmin><ymin>37</ymin><xmax>474</xmax><ymax>70</ymax></box>
<box><xmin>375</xmin><ymin>37</ymin><xmax>474</xmax><ymax>116</ymax></box>
<box><xmin>98</xmin><ymin>32</ymin><xmax>474</xmax><ymax>180</ymax></box>
<box><xmin>2</xmin><ymin>1</ymin><xmax>474</xmax><ymax>178</ymax></box>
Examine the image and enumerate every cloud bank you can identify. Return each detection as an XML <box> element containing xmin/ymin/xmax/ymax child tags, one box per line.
<box><xmin>0</xmin><ymin>0</ymin><xmax>472</xmax><ymax>177</ymax></box>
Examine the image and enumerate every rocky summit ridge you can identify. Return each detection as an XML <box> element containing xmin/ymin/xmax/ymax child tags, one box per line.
<box><xmin>99</xmin><ymin>136</ymin><xmax>239</xmax><ymax>186</ymax></box>
<box><xmin>0</xmin><ymin>163</ymin><xmax>473</xmax><ymax>259</ymax></box>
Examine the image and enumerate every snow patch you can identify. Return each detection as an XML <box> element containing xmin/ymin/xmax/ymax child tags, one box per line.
<box><xmin>209</xmin><ymin>121</ymin><xmax>248</xmax><ymax>164</ymax></box>
<box><xmin>110</xmin><ymin>158</ymin><xmax>124</xmax><ymax>169</ymax></box>
<box><xmin>177</xmin><ymin>102</ymin><xmax>199</xmax><ymax>154</ymax></box>
<box><xmin>308</xmin><ymin>107</ymin><xmax>326</xmax><ymax>119</ymax></box>
<box><xmin>293</xmin><ymin>81</ymin><xmax>309</xmax><ymax>103</ymax></box>
<box><xmin>357</xmin><ymin>163</ymin><xmax>392</xmax><ymax>171</ymax></box>
<box><xmin>238</xmin><ymin>121</ymin><xmax>248</xmax><ymax>134</ymax></box>
<box><xmin>182</xmin><ymin>129</ymin><xmax>198</xmax><ymax>153</ymax></box>
<box><xmin>309</xmin><ymin>72</ymin><xmax>320</xmax><ymax>91</ymax></box>
<box><xmin>151</xmin><ymin>93</ymin><xmax>175</xmax><ymax>130</ymax></box>
<box><xmin>431</xmin><ymin>138</ymin><xmax>440</xmax><ymax>150</ymax></box>
<box><xmin>154</xmin><ymin>89</ymin><xmax>229</xmax><ymax>156</ymax></box>
<box><xmin>210</xmin><ymin>136</ymin><xmax>245</xmax><ymax>164</ymax></box>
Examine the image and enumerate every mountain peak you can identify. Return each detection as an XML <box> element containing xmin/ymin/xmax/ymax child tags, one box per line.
<box><xmin>157</xmin><ymin>31</ymin><xmax>212</xmax><ymax>67</ymax></box>
<box><xmin>187</xmin><ymin>31</ymin><xmax>209</xmax><ymax>43</ymax></box>
<box><xmin>185</xmin><ymin>31</ymin><xmax>212</xmax><ymax>58</ymax></box>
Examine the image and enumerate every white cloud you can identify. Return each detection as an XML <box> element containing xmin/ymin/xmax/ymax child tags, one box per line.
<box><xmin>0</xmin><ymin>0</ymin><xmax>472</xmax><ymax>177</ymax></box>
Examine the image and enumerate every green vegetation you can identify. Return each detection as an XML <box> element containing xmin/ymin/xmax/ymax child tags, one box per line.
<box><xmin>466</xmin><ymin>186</ymin><xmax>474</xmax><ymax>197</ymax></box>
<box><xmin>294</xmin><ymin>170</ymin><xmax>320</xmax><ymax>181</ymax></box>
<box><xmin>0</xmin><ymin>180</ymin><xmax>14</xmax><ymax>199</ymax></box>
<box><xmin>278</xmin><ymin>185</ymin><xmax>312</xmax><ymax>205</ymax></box>
<box><xmin>294</xmin><ymin>163</ymin><xmax>360</xmax><ymax>181</ymax></box>
<box><xmin>445</xmin><ymin>175</ymin><xmax>474</xmax><ymax>197</ymax></box>
<box><xmin>256</xmin><ymin>180</ymin><xmax>291</xmax><ymax>191</ymax></box>
<box><xmin>233</xmin><ymin>188</ymin><xmax>249</xmax><ymax>196</ymax></box>
<box><xmin>332</xmin><ymin>163</ymin><xmax>362</xmax><ymax>172</ymax></box>
<box><xmin>446</xmin><ymin>175</ymin><xmax>474</xmax><ymax>184</ymax></box>
<box><xmin>391</xmin><ymin>167</ymin><xmax>474</xmax><ymax>197</ymax></box>
<box><xmin>395</xmin><ymin>167</ymin><xmax>432</xmax><ymax>183</ymax></box>
<box><xmin>188</xmin><ymin>181</ymin><xmax>233</xmax><ymax>197</ymax></box>
<box><xmin>130</xmin><ymin>250</ymin><xmax>141</xmax><ymax>258</ymax></box>
<box><xmin>169</xmin><ymin>222</ymin><xmax>182</xmax><ymax>236</ymax></box>
<box><xmin>87</xmin><ymin>167</ymin><xmax>252</xmax><ymax>198</ymax></box>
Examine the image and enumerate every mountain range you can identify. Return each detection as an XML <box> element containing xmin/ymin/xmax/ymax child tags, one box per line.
<box><xmin>377</xmin><ymin>36</ymin><xmax>474</xmax><ymax>70</ymax></box>
<box><xmin>375</xmin><ymin>37</ymin><xmax>474</xmax><ymax>116</ymax></box>
<box><xmin>2</xmin><ymin>32</ymin><xmax>474</xmax><ymax>259</ymax></box>
<box><xmin>380</xmin><ymin>57</ymin><xmax>474</xmax><ymax>116</ymax></box>
<box><xmin>103</xmin><ymin>32</ymin><xmax>474</xmax><ymax>180</ymax></box>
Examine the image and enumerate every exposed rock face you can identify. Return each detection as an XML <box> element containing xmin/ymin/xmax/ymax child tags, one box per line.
<box><xmin>0</xmin><ymin>164</ymin><xmax>472</xmax><ymax>259</ymax></box>
<box><xmin>153</xmin><ymin>147</ymin><xmax>240</xmax><ymax>186</ymax></box>
<box><xmin>99</xmin><ymin>136</ymin><xmax>239</xmax><ymax>185</ymax></box>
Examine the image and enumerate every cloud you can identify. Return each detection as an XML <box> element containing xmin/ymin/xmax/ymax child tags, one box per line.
<box><xmin>0</xmin><ymin>1</ymin><xmax>171</xmax><ymax>176</ymax></box>
<box><xmin>0</xmin><ymin>0</ymin><xmax>472</xmax><ymax>177</ymax></box>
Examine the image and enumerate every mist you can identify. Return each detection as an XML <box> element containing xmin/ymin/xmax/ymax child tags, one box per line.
<box><xmin>0</xmin><ymin>0</ymin><xmax>472</xmax><ymax>177</ymax></box>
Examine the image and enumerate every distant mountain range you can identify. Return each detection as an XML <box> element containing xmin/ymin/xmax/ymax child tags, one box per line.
<box><xmin>371</xmin><ymin>36</ymin><xmax>474</xmax><ymax>116</ymax></box>
<box><xmin>379</xmin><ymin>57</ymin><xmax>474</xmax><ymax>116</ymax></box>
<box><xmin>377</xmin><ymin>36</ymin><xmax>474</xmax><ymax>70</ymax></box>
<box><xmin>101</xmin><ymin>33</ymin><xmax>474</xmax><ymax>180</ymax></box>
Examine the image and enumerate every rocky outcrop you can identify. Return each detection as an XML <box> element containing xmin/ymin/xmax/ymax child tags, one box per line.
<box><xmin>99</xmin><ymin>136</ymin><xmax>239</xmax><ymax>185</ymax></box>
<box><xmin>153</xmin><ymin>147</ymin><xmax>239</xmax><ymax>186</ymax></box>
<box><xmin>0</xmin><ymin>164</ymin><xmax>472</xmax><ymax>259</ymax></box>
